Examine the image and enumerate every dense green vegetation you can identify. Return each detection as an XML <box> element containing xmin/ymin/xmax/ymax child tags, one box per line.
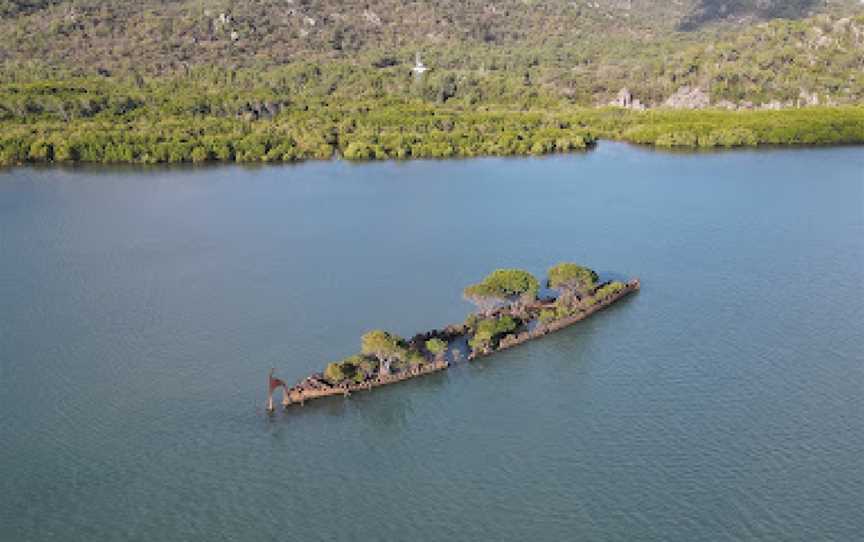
<box><xmin>2</xmin><ymin>94</ymin><xmax>861</xmax><ymax>166</ymax></box>
<box><xmin>359</xmin><ymin>330</ymin><xmax>422</xmax><ymax>374</ymax></box>
<box><xmin>1</xmin><ymin>2</ymin><xmax>861</xmax><ymax>166</ymax></box>
<box><xmin>1</xmin><ymin>0</ymin><xmax>861</xmax><ymax>107</ymax></box>
<box><xmin>619</xmin><ymin>108</ymin><xmax>864</xmax><ymax>147</ymax></box>
<box><xmin>324</xmin><ymin>354</ymin><xmax>378</xmax><ymax>384</ymax></box>
<box><xmin>316</xmin><ymin>262</ymin><xmax>636</xmax><ymax>385</ymax></box>
<box><xmin>0</xmin><ymin>71</ymin><xmax>599</xmax><ymax>165</ymax></box>
<box><xmin>543</xmin><ymin>263</ymin><xmax>611</xmax><ymax>320</ymax></box>
<box><xmin>468</xmin><ymin>315</ymin><xmax>519</xmax><ymax>352</ymax></box>
<box><xmin>322</xmin><ymin>329</ymin><xmax>433</xmax><ymax>385</ymax></box>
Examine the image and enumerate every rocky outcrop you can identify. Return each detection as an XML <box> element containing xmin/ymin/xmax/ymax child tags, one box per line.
<box><xmin>798</xmin><ymin>90</ymin><xmax>820</xmax><ymax>107</ymax></box>
<box><xmin>362</xmin><ymin>9</ymin><xmax>382</xmax><ymax>26</ymax></box>
<box><xmin>663</xmin><ymin>86</ymin><xmax>710</xmax><ymax>109</ymax></box>
<box><xmin>760</xmin><ymin>101</ymin><xmax>786</xmax><ymax>110</ymax></box>
<box><xmin>609</xmin><ymin>88</ymin><xmax>646</xmax><ymax>110</ymax></box>
<box><xmin>714</xmin><ymin>100</ymin><xmax>738</xmax><ymax>110</ymax></box>
<box><xmin>237</xmin><ymin>101</ymin><xmax>285</xmax><ymax>120</ymax></box>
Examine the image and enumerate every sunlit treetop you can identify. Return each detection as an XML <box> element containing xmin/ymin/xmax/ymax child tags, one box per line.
<box><xmin>547</xmin><ymin>262</ymin><xmax>598</xmax><ymax>295</ymax></box>
<box><xmin>463</xmin><ymin>269</ymin><xmax>540</xmax><ymax>304</ymax></box>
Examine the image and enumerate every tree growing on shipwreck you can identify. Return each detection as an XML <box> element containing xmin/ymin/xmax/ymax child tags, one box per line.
<box><xmin>361</xmin><ymin>330</ymin><xmax>410</xmax><ymax>376</ymax></box>
<box><xmin>463</xmin><ymin>269</ymin><xmax>540</xmax><ymax>315</ymax></box>
<box><xmin>282</xmin><ymin>263</ymin><xmax>640</xmax><ymax>409</ymax></box>
<box><xmin>425</xmin><ymin>338</ymin><xmax>448</xmax><ymax>361</ymax></box>
<box><xmin>547</xmin><ymin>262</ymin><xmax>599</xmax><ymax>305</ymax></box>
<box><xmin>468</xmin><ymin>315</ymin><xmax>519</xmax><ymax>354</ymax></box>
<box><xmin>324</xmin><ymin>354</ymin><xmax>379</xmax><ymax>384</ymax></box>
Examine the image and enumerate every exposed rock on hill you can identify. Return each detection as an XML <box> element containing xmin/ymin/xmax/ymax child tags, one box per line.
<box><xmin>609</xmin><ymin>88</ymin><xmax>646</xmax><ymax>110</ymax></box>
<box><xmin>0</xmin><ymin>1</ymin><xmax>861</xmax><ymax>106</ymax></box>
<box><xmin>664</xmin><ymin>86</ymin><xmax>711</xmax><ymax>109</ymax></box>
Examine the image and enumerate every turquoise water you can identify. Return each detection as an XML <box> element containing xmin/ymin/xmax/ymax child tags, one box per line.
<box><xmin>1</xmin><ymin>143</ymin><xmax>862</xmax><ymax>541</ymax></box>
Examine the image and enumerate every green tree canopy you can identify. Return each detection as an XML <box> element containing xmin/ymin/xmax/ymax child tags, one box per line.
<box><xmin>324</xmin><ymin>361</ymin><xmax>347</xmax><ymax>383</ymax></box>
<box><xmin>361</xmin><ymin>329</ymin><xmax>410</xmax><ymax>375</ymax></box>
<box><xmin>463</xmin><ymin>268</ymin><xmax>540</xmax><ymax>313</ymax></box>
<box><xmin>547</xmin><ymin>262</ymin><xmax>599</xmax><ymax>297</ymax></box>
<box><xmin>361</xmin><ymin>330</ymin><xmax>405</xmax><ymax>361</ymax></box>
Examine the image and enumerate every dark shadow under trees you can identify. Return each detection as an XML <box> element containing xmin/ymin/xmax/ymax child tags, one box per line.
<box><xmin>678</xmin><ymin>0</ymin><xmax>822</xmax><ymax>31</ymax></box>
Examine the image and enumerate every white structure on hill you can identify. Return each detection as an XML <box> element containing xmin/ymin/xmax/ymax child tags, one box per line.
<box><xmin>412</xmin><ymin>53</ymin><xmax>429</xmax><ymax>75</ymax></box>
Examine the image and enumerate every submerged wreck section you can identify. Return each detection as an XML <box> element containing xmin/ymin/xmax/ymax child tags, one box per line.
<box><xmin>269</xmin><ymin>263</ymin><xmax>639</xmax><ymax>412</ymax></box>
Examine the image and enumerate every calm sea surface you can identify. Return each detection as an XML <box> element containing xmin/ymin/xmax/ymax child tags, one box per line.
<box><xmin>1</xmin><ymin>143</ymin><xmax>862</xmax><ymax>541</ymax></box>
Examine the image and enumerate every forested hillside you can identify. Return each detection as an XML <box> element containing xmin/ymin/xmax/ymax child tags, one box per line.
<box><xmin>2</xmin><ymin>0</ymin><xmax>863</xmax><ymax>105</ymax></box>
<box><xmin>1</xmin><ymin>1</ymin><xmax>863</xmax><ymax>165</ymax></box>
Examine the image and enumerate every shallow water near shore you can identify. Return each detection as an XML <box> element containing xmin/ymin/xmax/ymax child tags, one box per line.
<box><xmin>1</xmin><ymin>142</ymin><xmax>862</xmax><ymax>541</ymax></box>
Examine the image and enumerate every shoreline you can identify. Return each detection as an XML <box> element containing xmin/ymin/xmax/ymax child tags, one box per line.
<box><xmin>2</xmin><ymin>106</ymin><xmax>862</xmax><ymax>168</ymax></box>
<box><xmin>4</xmin><ymin>137</ymin><xmax>863</xmax><ymax>173</ymax></box>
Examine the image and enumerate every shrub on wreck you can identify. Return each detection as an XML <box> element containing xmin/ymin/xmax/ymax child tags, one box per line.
<box><xmin>554</xmin><ymin>296</ymin><xmax>579</xmax><ymax>319</ymax></box>
<box><xmin>425</xmin><ymin>338</ymin><xmax>448</xmax><ymax>360</ymax></box>
<box><xmin>539</xmin><ymin>309</ymin><xmax>557</xmax><ymax>324</ymax></box>
<box><xmin>324</xmin><ymin>361</ymin><xmax>347</xmax><ymax>384</ymax></box>
<box><xmin>594</xmin><ymin>281</ymin><xmax>626</xmax><ymax>300</ymax></box>
<box><xmin>324</xmin><ymin>354</ymin><xmax>379</xmax><ymax>384</ymax></box>
<box><xmin>469</xmin><ymin>315</ymin><xmax>518</xmax><ymax>353</ymax></box>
